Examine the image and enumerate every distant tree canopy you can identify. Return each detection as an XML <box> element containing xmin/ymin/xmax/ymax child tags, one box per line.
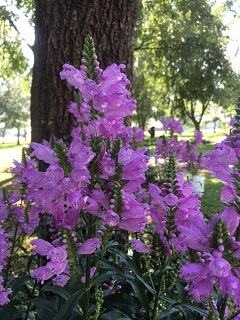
<box><xmin>0</xmin><ymin>4</ymin><xmax>30</xmax><ymax>81</ymax></box>
<box><xmin>0</xmin><ymin>82</ymin><xmax>30</xmax><ymax>144</ymax></box>
<box><xmin>133</xmin><ymin>0</ymin><xmax>240</xmax><ymax>130</ymax></box>
<box><xmin>1</xmin><ymin>0</ymin><xmax>240</xmax><ymax>133</ymax></box>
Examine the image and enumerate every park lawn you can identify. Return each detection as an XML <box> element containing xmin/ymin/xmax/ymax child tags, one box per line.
<box><xmin>199</xmin><ymin>169</ymin><xmax>225</xmax><ymax>217</ymax></box>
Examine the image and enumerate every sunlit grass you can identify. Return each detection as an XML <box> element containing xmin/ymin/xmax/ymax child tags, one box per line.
<box><xmin>199</xmin><ymin>169</ymin><xmax>224</xmax><ymax>218</ymax></box>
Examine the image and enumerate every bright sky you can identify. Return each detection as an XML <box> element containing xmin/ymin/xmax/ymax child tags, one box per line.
<box><xmin>222</xmin><ymin>1</ymin><xmax>240</xmax><ymax>72</ymax></box>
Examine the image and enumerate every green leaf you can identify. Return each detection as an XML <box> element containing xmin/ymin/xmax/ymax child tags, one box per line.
<box><xmin>31</xmin><ymin>298</ymin><xmax>57</xmax><ymax>315</ymax></box>
<box><xmin>107</xmin><ymin>248</ymin><xmax>141</xmax><ymax>276</ymax></box>
<box><xmin>11</xmin><ymin>275</ymin><xmax>32</xmax><ymax>297</ymax></box>
<box><xmin>107</xmin><ymin>248</ymin><xmax>154</xmax><ymax>294</ymax></box>
<box><xmin>103</xmin><ymin>293</ymin><xmax>140</xmax><ymax>319</ymax></box>
<box><xmin>52</xmin><ymin>289</ymin><xmax>84</xmax><ymax>320</ymax></box>
<box><xmin>0</xmin><ymin>310</ymin><xmax>24</xmax><ymax>320</ymax></box>
<box><xmin>155</xmin><ymin>307</ymin><xmax>180</xmax><ymax>319</ymax></box>
<box><xmin>43</xmin><ymin>285</ymin><xmax>72</xmax><ymax>301</ymax></box>
<box><xmin>96</xmin><ymin>256</ymin><xmax>125</xmax><ymax>276</ymax></box>
<box><xmin>100</xmin><ymin>311</ymin><xmax>130</xmax><ymax>320</ymax></box>
<box><xmin>125</xmin><ymin>277</ymin><xmax>150</xmax><ymax>309</ymax></box>
<box><xmin>92</xmin><ymin>270</ymin><xmax>123</xmax><ymax>285</ymax></box>
<box><xmin>174</xmin><ymin>303</ymin><xmax>208</xmax><ymax>317</ymax></box>
<box><xmin>161</xmin><ymin>297</ymin><xmax>207</xmax><ymax>317</ymax></box>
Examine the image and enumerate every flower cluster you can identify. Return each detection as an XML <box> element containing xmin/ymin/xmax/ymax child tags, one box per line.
<box><xmin>148</xmin><ymin>154</ymin><xmax>202</xmax><ymax>255</ymax></box>
<box><xmin>176</xmin><ymin>108</ymin><xmax>240</xmax><ymax>318</ymax></box>
<box><xmin>0</xmin><ymin>225</ymin><xmax>12</xmax><ymax>305</ymax></box>
<box><xmin>1</xmin><ymin>35</ymin><xmax>150</xmax><ymax>296</ymax></box>
<box><xmin>155</xmin><ymin>118</ymin><xmax>203</xmax><ymax>175</ymax></box>
<box><xmin>2</xmin><ymin>35</ymin><xmax>240</xmax><ymax>320</ymax></box>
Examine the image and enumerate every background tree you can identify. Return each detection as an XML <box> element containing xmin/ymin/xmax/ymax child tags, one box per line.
<box><xmin>31</xmin><ymin>0</ymin><xmax>138</xmax><ymax>143</ymax></box>
<box><xmin>134</xmin><ymin>0</ymin><xmax>240</xmax><ymax>130</ymax></box>
<box><xmin>0</xmin><ymin>82</ymin><xmax>30</xmax><ymax>145</ymax></box>
<box><xmin>0</xmin><ymin>5</ymin><xmax>29</xmax><ymax>81</ymax></box>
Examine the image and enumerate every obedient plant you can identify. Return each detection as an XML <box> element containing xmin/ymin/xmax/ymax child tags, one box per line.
<box><xmin>176</xmin><ymin>109</ymin><xmax>240</xmax><ymax>319</ymax></box>
<box><xmin>1</xmin><ymin>35</ymin><xmax>240</xmax><ymax>320</ymax></box>
<box><xmin>155</xmin><ymin>117</ymin><xmax>203</xmax><ymax>176</ymax></box>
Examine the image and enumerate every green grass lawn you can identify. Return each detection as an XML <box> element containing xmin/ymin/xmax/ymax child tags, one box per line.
<box><xmin>199</xmin><ymin>169</ymin><xmax>224</xmax><ymax>217</ymax></box>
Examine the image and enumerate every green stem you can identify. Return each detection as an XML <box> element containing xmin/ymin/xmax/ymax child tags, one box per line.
<box><xmin>152</xmin><ymin>257</ymin><xmax>169</xmax><ymax>320</ymax></box>
<box><xmin>4</xmin><ymin>220</ymin><xmax>19</xmax><ymax>287</ymax></box>
<box><xmin>83</xmin><ymin>254</ymin><xmax>92</xmax><ymax>320</ymax></box>
<box><xmin>83</xmin><ymin>214</ymin><xmax>94</xmax><ymax>319</ymax></box>
<box><xmin>24</xmin><ymin>279</ymin><xmax>38</xmax><ymax>320</ymax></box>
<box><xmin>227</xmin><ymin>309</ymin><xmax>240</xmax><ymax>320</ymax></box>
<box><xmin>219</xmin><ymin>296</ymin><xmax>228</xmax><ymax>320</ymax></box>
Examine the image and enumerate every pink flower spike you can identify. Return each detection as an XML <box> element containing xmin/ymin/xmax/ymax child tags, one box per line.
<box><xmin>31</xmin><ymin>239</ymin><xmax>54</xmax><ymax>256</ymax></box>
<box><xmin>131</xmin><ymin>239</ymin><xmax>151</xmax><ymax>254</ymax></box>
<box><xmin>77</xmin><ymin>238</ymin><xmax>101</xmax><ymax>254</ymax></box>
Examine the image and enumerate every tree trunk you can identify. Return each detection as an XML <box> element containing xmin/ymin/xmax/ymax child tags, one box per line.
<box><xmin>17</xmin><ymin>127</ymin><xmax>20</xmax><ymax>145</ymax></box>
<box><xmin>31</xmin><ymin>0</ymin><xmax>138</xmax><ymax>143</ymax></box>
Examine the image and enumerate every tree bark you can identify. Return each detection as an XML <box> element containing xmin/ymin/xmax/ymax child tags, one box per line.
<box><xmin>31</xmin><ymin>0</ymin><xmax>138</xmax><ymax>143</ymax></box>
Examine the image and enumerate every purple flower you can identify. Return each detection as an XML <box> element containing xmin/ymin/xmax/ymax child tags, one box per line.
<box><xmin>31</xmin><ymin>239</ymin><xmax>54</xmax><ymax>256</ymax></box>
<box><xmin>161</xmin><ymin>117</ymin><xmax>182</xmax><ymax>134</ymax></box>
<box><xmin>220</xmin><ymin>184</ymin><xmax>236</xmax><ymax>203</ymax></box>
<box><xmin>31</xmin><ymin>266</ymin><xmax>52</xmax><ymax>284</ymax></box>
<box><xmin>188</xmin><ymin>277</ymin><xmax>213</xmax><ymax>302</ymax></box>
<box><xmin>131</xmin><ymin>239</ymin><xmax>151</xmax><ymax>254</ymax></box>
<box><xmin>47</xmin><ymin>246</ymin><xmax>68</xmax><ymax>262</ymax></box>
<box><xmin>46</xmin><ymin>261</ymin><xmax>67</xmax><ymax>276</ymax></box>
<box><xmin>81</xmin><ymin>267</ymin><xmax>96</xmax><ymax>283</ymax></box>
<box><xmin>83</xmin><ymin>197</ymin><xmax>104</xmax><ymax>218</ymax></box>
<box><xmin>103</xmin><ymin>209</ymin><xmax>120</xmax><ymax>227</ymax></box>
<box><xmin>209</xmin><ymin>257</ymin><xmax>231</xmax><ymax>277</ymax></box>
<box><xmin>45</xmin><ymin>164</ymin><xmax>65</xmax><ymax>183</ymax></box>
<box><xmin>164</xmin><ymin>193</ymin><xmax>178</xmax><ymax>207</ymax></box>
<box><xmin>220</xmin><ymin>274</ymin><xmax>240</xmax><ymax>299</ymax></box>
<box><xmin>52</xmin><ymin>274</ymin><xmax>70</xmax><ymax>287</ymax></box>
<box><xmin>180</xmin><ymin>263</ymin><xmax>207</xmax><ymax>282</ymax></box>
<box><xmin>77</xmin><ymin>238</ymin><xmax>101</xmax><ymax>254</ymax></box>
<box><xmin>0</xmin><ymin>290</ymin><xmax>12</xmax><ymax>306</ymax></box>
<box><xmin>60</xmin><ymin>63</ymin><xmax>85</xmax><ymax>90</ymax></box>
<box><xmin>177</xmin><ymin>215</ymin><xmax>211</xmax><ymax>251</ymax></box>
<box><xmin>30</xmin><ymin>142</ymin><xmax>57</xmax><ymax>164</ymax></box>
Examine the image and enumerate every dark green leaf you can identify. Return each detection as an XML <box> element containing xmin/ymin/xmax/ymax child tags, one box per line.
<box><xmin>52</xmin><ymin>289</ymin><xmax>84</xmax><ymax>320</ymax></box>
<box><xmin>125</xmin><ymin>277</ymin><xmax>150</xmax><ymax>309</ymax></box>
<box><xmin>103</xmin><ymin>293</ymin><xmax>140</xmax><ymax>319</ymax></box>
<box><xmin>96</xmin><ymin>256</ymin><xmax>125</xmax><ymax>276</ymax></box>
<box><xmin>43</xmin><ymin>285</ymin><xmax>71</xmax><ymax>301</ymax></box>
<box><xmin>31</xmin><ymin>298</ymin><xmax>57</xmax><ymax>320</ymax></box>
<box><xmin>107</xmin><ymin>248</ymin><xmax>141</xmax><ymax>276</ymax></box>
<box><xmin>156</xmin><ymin>307</ymin><xmax>180</xmax><ymax>319</ymax></box>
<box><xmin>11</xmin><ymin>275</ymin><xmax>32</xmax><ymax>297</ymax></box>
<box><xmin>92</xmin><ymin>270</ymin><xmax>123</xmax><ymax>285</ymax></box>
<box><xmin>0</xmin><ymin>310</ymin><xmax>24</xmax><ymax>320</ymax></box>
